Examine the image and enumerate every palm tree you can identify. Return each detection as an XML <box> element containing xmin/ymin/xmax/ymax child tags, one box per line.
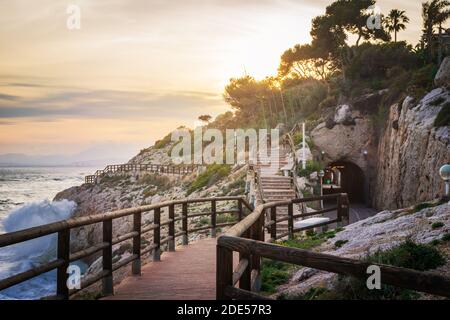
<box><xmin>422</xmin><ymin>0</ymin><xmax>450</xmax><ymax>62</ymax></box>
<box><xmin>385</xmin><ymin>9</ymin><xmax>410</xmax><ymax>42</ymax></box>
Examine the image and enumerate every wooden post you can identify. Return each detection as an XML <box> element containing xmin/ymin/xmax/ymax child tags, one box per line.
<box><xmin>102</xmin><ymin>219</ymin><xmax>114</xmax><ymax>296</ymax></box>
<box><xmin>56</xmin><ymin>229</ymin><xmax>70</xmax><ymax>299</ymax></box>
<box><xmin>238</xmin><ymin>199</ymin><xmax>243</xmax><ymax>221</ymax></box>
<box><xmin>153</xmin><ymin>208</ymin><xmax>161</xmax><ymax>261</ymax></box>
<box><xmin>342</xmin><ymin>194</ymin><xmax>350</xmax><ymax>226</ymax></box>
<box><xmin>239</xmin><ymin>230</ymin><xmax>251</xmax><ymax>291</ymax></box>
<box><xmin>251</xmin><ymin>217</ymin><xmax>262</xmax><ymax>291</ymax></box>
<box><xmin>270</xmin><ymin>206</ymin><xmax>277</xmax><ymax>241</ymax></box>
<box><xmin>168</xmin><ymin>204</ymin><xmax>175</xmax><ymax>251</ymax></box>
<box><xmin>211</xmin><ymin>200</ymin><xmax>217</xmax><ymax>237</ymax></box>
<box><xmin>288</xmin><ymin>203</ymin><xmax>294</xmax><ymax>240</ymax></box>
<box><xmin>216</xmin><ymin>245</ymin><xmax>233</xmax><ymax>300</ymax></box>
<box><xmin>132</xmin><ymin>212</ymin><xmax>142</xmax><ymax>275</ymax></box>
<box><xmin>182</xmin><ymin>202</ymin><xmax>188</xmax><ymax>245</ymax></box>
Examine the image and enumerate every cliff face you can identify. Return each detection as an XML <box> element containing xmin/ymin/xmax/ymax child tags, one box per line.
<box><xmin>311</xmin><ymin>80</ymin><xmax>449</xmax><ymax>211</ymax></box>
<box><xmin>373</xmin><ymin>89</ymin><xmax>450</xmax><ymax>209</ymax></box>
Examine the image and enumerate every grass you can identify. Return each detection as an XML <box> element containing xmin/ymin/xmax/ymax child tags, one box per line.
<box><xmin>262</xmin><ymin>229</ymin><xmax>344</xmax><ymax>294</ymax></box>
<box><xmin>276</xmin><ymin>230</ymin><xmax>341</xmax><ymax>250</ymax></box>
<box><xmin>187</xmin><ymin>164</ymin><xmax>231</xmax><ymax>194</ymax></box>
<box><xmin>410</xmin><ymin>199</ymin><xmax>445</xmax><ymax>214</ymax></box>
<box><xmin>216</xmin><ymin>213</ymin><xmax>238</xmax><ymax>224</ymax></box>
<box><xmin>289</xmin><ymin>240</ymin><xmax>446</xmax><ymax>300</ymax></box>
<box><xmin>260</xmin><ymin>259</ymin><xmax>292</xmax><ymax>294</ymax></box>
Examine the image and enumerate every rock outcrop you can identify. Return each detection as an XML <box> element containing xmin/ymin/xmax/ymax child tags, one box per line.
<box><xmin>435</xmin><ymin>56</ymin><xmax>450</xmax><ymax>88</ymax></box>
<box><xmin>277</xmin><ymin>201</ymin><xmax>450</xmax><ymax>298</ymax></box>
<box><xmin>373</xmin><ymin>89</ymin><xmax>450</xmax><ymax>209</ymax></box>
<box><xmin>311</xmin><ymin>71</ymin><xmax>450</xmax><ymax>210</ymax></box>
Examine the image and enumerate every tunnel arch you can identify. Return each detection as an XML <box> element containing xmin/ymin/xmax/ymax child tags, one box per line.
<box><xmin>323</xmin><ymin>160</ymin><xmax>366</xmax><ymax>204</ymax></box>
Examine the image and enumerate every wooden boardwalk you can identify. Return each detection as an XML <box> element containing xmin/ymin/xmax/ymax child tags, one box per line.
<box><xmin>104</xmin><ymin>238</ymin><xmax>220</xmax><ymax>300</ymax></box>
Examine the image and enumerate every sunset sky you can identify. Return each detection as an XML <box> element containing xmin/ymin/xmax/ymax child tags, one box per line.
<box><xmin>0</xmin><ymin>0</ymin><xmax>428</xmax><ymax>159</ymax></box>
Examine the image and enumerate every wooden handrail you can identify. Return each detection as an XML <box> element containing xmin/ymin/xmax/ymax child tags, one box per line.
<box><xmin>216</xmin><ymin>193</ymin><xmax>450</xmax><ymax>300</ymax></box>
<box><xmin>85</xmin><ymin>163</ymin><xmax>201</xmax><ymax>184</ymax></box>
<box><xmin>0</xmin><ymin>196</ymin><xmax>253</xmax><ymax>299</ymax></box>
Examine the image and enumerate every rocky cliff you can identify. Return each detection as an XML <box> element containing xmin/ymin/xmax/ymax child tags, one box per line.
<box><xmin>311</xmin><ymin>62</ymin><xmax>450</xmax><ymax>211</ymax></box>
<box><xmin>276</xmin><ymin>200</ymin><xmax>450</xmax><ymax>299</ymax></box>
<box><xmin>373</xmin><ymin>89</ymin><xmax>450</xmax><ymax>209</ymax></box>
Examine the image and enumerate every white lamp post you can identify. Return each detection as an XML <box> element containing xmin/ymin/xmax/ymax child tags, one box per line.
<box><xmin>318</xmin><ymin>170</ymin><xmax>325</xmax><ymax>210</ymax></box>
<box><xmin>440</xmin><ymin>164</ymin><xmax>450</xmax><ymax>200</ymax></box>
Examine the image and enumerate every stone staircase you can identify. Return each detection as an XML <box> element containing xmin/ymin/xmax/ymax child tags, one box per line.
<box><xmin>255</xmin><ymin>147</ymin><xmax>297</xmax><ymax>234</ymax></box>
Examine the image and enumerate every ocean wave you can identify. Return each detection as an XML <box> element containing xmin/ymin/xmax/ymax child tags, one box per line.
<box><xmin>0</xmin><ymin>200</ymin><xmax>77</xmax><ymax>300</ymax></box>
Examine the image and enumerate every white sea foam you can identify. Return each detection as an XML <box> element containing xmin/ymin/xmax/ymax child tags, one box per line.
<box><xmin>0</xmin><ymin>200</ymin><xmax>76</xmax><ymax>299</ymax></box>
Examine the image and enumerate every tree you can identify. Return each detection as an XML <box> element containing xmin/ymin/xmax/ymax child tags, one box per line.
<box><xmin>422</xmin><ymin>0</ymin><xmax>450</xmax><ymax>62</ymax></box>
<box><xmin>198</xmin><ymin>115</ymin><xmax>212</xmax><ymax>124</ymax></box>
<box><xmin>278</xmin><ymin>44</ymin><xmax>337</xmax><ymax>80</ymax></box>
<box><xmin>324</xmin><ymin>0</ymin><xmax>390</xmax><ymax>47</ymax></box>
<box><xmin>385</xmin><ymin>9</ymin><xmax>410</xmax><ymax>42</ymax></box>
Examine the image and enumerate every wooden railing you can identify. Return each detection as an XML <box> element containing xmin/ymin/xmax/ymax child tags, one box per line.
<box><xmin>0</xmin><ymin>196</ymin><xmax>253</xmax><ymax>300</ymax></box>
<box><xmin>85</xmin><ymin>163</ymin><xmax>199</xmax><ymax>184</ymax></box>
<box><xmin>216</xmin><ymin>193</ymin><xmax>450</xmax><ymax>300</ymax></box>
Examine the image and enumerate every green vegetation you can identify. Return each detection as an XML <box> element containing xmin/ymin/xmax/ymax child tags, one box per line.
<box><xmin>277</xmin><ymin>230</ymin><xmax>341</xmax><ymax>250</ymax></box>
<box><xmin>216</xmin><ymin>213</ymin><xmax>238</xmax><ymax>224</ymax></box>
<box><xmin>138</xmin><ymin>174</ymin><xmax>172</xmax><ymax>198</ymax></box>
<box><xmin>100</xmin><ymin>175</ymin><xmax>126</xmax><ymax>187</ymax></box>
<box><xmin>431</xmin><ymin>221</ymin><xmax>445</xmax><ymax>229</ymax></box>
<box><xmin>153</xmin><ymin>132</ymin><xmax>173</xmax><ymax>149</ymax></box>
<box><xmin>219</xmin><ymin>175</ymin><xmax>246</xmax><ymax>196</ymax></box>
<box><xmin>287</xmin><ymin>240</ymin><xmax>446</xmax><ymax>300</ymax></box>
<box><xmin>442</xmin><ymin>233</ymin><xmax>450</xmax><ymax>241</ymax></box>
<box><xmin>434</xmin><ymin>102</ymin><xmax>450</xmax><ymax>127</ymax></box>
<box><xmin>260</xmin><ymin>259</ymin><xmax>292</xmax><ymax>294</ymax></box>
<box><xmin>410</xmin><ymin>199</ymin><xmax>445</xmax><ymax>214</ymax></box>
<box><xmin>262</xmin><ymin>230</ymin><xmax>344</xmax><ymax>294</ymax></box>
<box><xmin>334</xmin><ymin>239</ymin><xmax>348</xmax><ymax>249</ymax></box>
<box><xmin>297</xmin><ymin>160</ymin><xmax>322</xmax><ymax>177</ymax></box>
<box><xmin>200</xmin><ymin>0</ymin><xmax>450</xmax><ymax>137</ymax></box>
<box><xmin>187</xmin><ymin>164</ymin><xmax>231</xmax><ymax>194</ymax></box>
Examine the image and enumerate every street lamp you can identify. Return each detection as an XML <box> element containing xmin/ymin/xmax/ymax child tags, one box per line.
<box><xmin>440</xmin><ymin>164</ymin><xmax>450</xmax><ymax>200</ymax></box>
<box><xmin>318</xmin><ymin>170</ymin><xmax>325</xmax><ymax>209</ymax></box>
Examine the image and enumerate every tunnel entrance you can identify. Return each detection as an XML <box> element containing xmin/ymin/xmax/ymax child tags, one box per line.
<box><xmin>322</xmin><ymin>161</ymin><xmax>365</xmax><ymax>204</ymax></box>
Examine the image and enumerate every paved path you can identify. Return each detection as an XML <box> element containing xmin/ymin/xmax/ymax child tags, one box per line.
<box><xmin>104</xmin><ymin>238</ymin><xmax>219</xmax><ymax>300</ymax></box>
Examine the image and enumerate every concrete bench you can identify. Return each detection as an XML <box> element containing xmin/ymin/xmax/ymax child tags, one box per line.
<box><xmin>294</xmin><ymin>217</ymin><xmax>331</xmax><ymax>233</ymax></box>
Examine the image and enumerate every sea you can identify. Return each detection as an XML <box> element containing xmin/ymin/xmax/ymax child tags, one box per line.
<box><xmin>0</xmin><ymin>167</ymin><xmax>96</xmax><ymax>300</ymax></box>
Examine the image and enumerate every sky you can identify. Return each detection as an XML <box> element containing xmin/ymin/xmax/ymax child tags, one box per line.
<box><xmin>0</xmin><ymin>0</ymin><xmax>428</xmax><ymax>159</ymax></box>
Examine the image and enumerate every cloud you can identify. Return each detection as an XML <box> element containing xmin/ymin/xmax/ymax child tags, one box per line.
<box><xmin>0</xmin><ymin>88</ymin><xmax>226</xmax><ymax>120</ymax></box>
<box><xmin>0</xmin><ymin>93</ymin><xmax>20</xmax><ymax>101</ymax></box>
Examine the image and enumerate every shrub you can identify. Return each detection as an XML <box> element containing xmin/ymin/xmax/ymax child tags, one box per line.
<box><xmin>154</xmin><ymin>132</ymin><xmax>173</xmax><ymax>149</ymax></box>
<box><xmin>368</xmin><ymin>240</ymin><xmax>446</xmax><ymax>271</ymax></box>
<box><xmin>138</xmin><ymin>174</ymin><xmax>172</xmax><ymax>197</ymax></box>
<box><xmin>334</xmin><ymin>240</ymin><xmax>348</xmax><ymax>249</ymax></box>
<box><xmin>430</xmin><ymin>96</ymin><xmax>446</xmax><ymax>106</ymax></box>
<box><xmin>312</xmin><ymin>241</ymin><xmax>446</xmax><ymax>300</ymax></box>
<box><xmin>297</xmin><ymin>160</ymin><xmax>322</xmax><ymax>177</ymax></box>
<box><xmin>442</xmin><ymin>233</ymin><xmax>450</xmax><ymax>242</ymax></box>
<box><xmin>434</xmin><ymin>102</ymin><xmax>450</xmax><ymax>127</ymax></box>
<box><xmin>187</xmin><ymin>164</ymin><xmax>231</xmax><ymax>194</ymax></box>
<box><xmin>431</xmin><ymin>222</ymin><xmax>445</xmax><ymax>230</ymax></box>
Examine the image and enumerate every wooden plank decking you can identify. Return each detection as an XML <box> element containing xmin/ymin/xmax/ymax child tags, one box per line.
<box><xmin>104</xmin><ymin>238</ymin><xmax>220</xmax><ymax>300</ymax></box>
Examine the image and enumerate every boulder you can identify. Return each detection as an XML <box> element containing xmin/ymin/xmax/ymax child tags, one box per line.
<box><xmin>435</xmin><ymin>57</ymin><xmax>450</xmax><ymax>88</ymax></box>
<box><xmin>334</xmin><ymin>104</ymin><xmax>355</xmax><ymax>125</ymax></box>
